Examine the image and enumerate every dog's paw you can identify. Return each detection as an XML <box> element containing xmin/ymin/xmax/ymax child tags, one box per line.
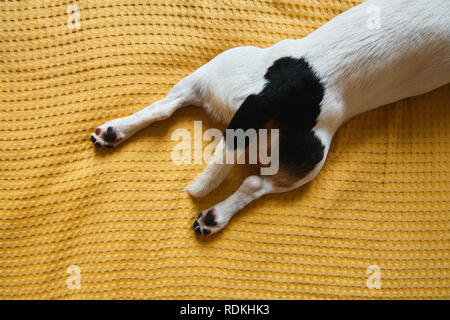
<box><xmin>91</xmin><ymin>120</ymin><xmax>127</xmax><ymax>148</ymax></box>
<box><xmin>185</xmin><ymin>179</ymin><xmax>210</xmax><ymax>198</ymax></box>
<box><xmin>193</xmin><ymin>208</ymin><xmax>224</xmax><ymax>236</ymax></box>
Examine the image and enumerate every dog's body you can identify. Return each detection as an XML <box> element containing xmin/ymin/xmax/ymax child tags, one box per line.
<box><xmin>91</xmin><ymin>0</ymin><xmax>450</xmax><ymax>235</ymax></box>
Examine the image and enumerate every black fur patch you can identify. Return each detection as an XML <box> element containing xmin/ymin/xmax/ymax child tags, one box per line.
<box><xmin>224</xmin><ymin>57</ymin><xmax>325</xmax><ymax>178</ymax></box>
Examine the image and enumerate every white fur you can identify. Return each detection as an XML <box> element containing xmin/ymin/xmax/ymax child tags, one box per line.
<box><xmin>93</xmin><ymin>0</ymin><xmax>450</xmax><ymax>234</ymax></box>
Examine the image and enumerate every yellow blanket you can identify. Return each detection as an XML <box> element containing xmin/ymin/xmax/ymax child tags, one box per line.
<box><xmin>1</xmin><ymin>0</ymin><xmax>448</xmax><ymax>299</ymax></box>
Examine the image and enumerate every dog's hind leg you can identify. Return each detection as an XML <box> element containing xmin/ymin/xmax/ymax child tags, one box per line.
<box><xmin>186</xmin><ymin>88</ymin><xmax>278</xmax><ymax>198</ymax></box>
<box><xmin>193</xmin><ymin>175</ymin><xmax>272</xmax><ymax>235</ymax></box>
<box><xmin>91</xmin><ymin>76</ymin><xmax>203</xmax><ymax>148</ymax></box>
<box><xmin>192</xmin><ymin>158</ymin><xmax>327</xmax><ymax>236</ymax></box>
<box><xmin>186</xmin><ymin>137</ymin><xmax>235</xmax><ymax>198</ymax></box>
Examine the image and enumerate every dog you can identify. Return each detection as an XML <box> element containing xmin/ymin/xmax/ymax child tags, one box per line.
<box><xmin>91</xmin><ymin>0</ymin><xmax>450</xmax><ymax>235</ymax></box>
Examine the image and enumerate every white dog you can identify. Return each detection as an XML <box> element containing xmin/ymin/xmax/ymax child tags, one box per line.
<box><xmin>91</xmin><ymin>0</ymin><xmax>450</xmax><ymax>235</ymax></box>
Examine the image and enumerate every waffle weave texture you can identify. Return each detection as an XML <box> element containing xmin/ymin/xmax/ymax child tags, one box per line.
<box><xmin>0</xmin><ymin>0</ymin><xmax>449</xmax><ymax>299</ymax></box>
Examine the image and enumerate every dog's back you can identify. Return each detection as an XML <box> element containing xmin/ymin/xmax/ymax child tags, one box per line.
<box><xmin>304</xmin><ymin>0</ymin><xmax>450</xmax><ymax>120</ymax></box>
<box><xmin>192</xmin><ymin>0</ymin><xmax>450</xmax><ymax>127</ymax></box>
